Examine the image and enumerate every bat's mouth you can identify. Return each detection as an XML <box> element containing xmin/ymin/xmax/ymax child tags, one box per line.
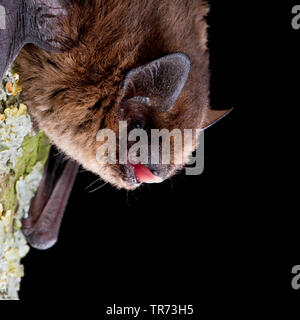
<box><xmin>120</xmin><ymin>163</ymin><xmax>164</xmax><ymax>187</ymax></box>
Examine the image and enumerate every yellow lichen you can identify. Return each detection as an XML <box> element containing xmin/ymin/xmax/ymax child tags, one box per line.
<box><xmin>18</xmin><ymin>104</ymin><xmax>27</xmax><ymax>116</ymax></box>
<box><xmin>5</xmin><ymin>82</ymin><xmax>13</xmax><ymax>95</ymax></box>
<box><xmin>5</xmin><ymin>77</ymin><xmax>22</xmax><ymax>97</ymax></box>
<box><xmin>12</xmin><ymin>83</ymin><xmax>22</xmax><ymax>97</ymax></box>
<box><xmin>3</xmin><ymin>103</ymin><xmax>28</xmax><ymax>119</ymax></box>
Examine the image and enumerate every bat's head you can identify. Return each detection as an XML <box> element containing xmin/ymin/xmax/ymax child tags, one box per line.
<box><xmin>14</xmin><ymin>0</ymin><xmax>230</xmax><ymax>190</ymax></box>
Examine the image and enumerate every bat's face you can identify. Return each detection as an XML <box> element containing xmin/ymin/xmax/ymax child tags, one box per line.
<box><xmin>95</xmin><ymin>54</ymin><xmax>195</xmax><ymax>189</ymax></box>
<box><xmin>16</xmin><ymin>48</ymin><xmax>196</xmax><ymax>190</ymax></box>
<box><xmin>6</xmin><ymin>0</ymin><xmax>229</xmax><ymax>190</ymax></box>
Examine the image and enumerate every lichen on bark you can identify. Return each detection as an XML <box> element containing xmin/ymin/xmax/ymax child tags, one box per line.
<box><xmin>0</xmin><ymin>68</ymin><xmax>50</xmax><ymax>300</ymax></box>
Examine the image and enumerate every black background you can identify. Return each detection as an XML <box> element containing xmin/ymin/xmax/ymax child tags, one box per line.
<box><xmin>14</xmin><ymin>0</ymin><xmax>295</xmax><ymax>316</ymax></box>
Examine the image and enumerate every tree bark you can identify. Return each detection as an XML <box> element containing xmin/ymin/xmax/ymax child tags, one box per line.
<box><xmin>0</xmin><ymin>68</ymin><xmax>50</xmax><ymax>299</ymax></box>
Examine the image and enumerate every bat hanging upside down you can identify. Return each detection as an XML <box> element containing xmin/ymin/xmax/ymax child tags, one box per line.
<box><xmin>0</xmin><ymin>0</ymin><xmax>231</xmax><ymax>249</ymax></box>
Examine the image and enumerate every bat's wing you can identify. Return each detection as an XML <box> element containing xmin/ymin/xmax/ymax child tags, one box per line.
<box><xmin>0</xmin><ymin>0</ymin><xmax>68</xmax><ymax>81</ymax></box>
<box><xmin>0</xmin><ymin>1</ymin><xmax>21</xmax><ymax>81</ymax></box>
<box><xmin>22</xmin><ymin>146</ymin><xmax>79</xmax><ymax>250</ymax></box>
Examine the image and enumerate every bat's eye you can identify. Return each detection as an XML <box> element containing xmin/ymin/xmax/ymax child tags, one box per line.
<box><xmin>131</xmin><ymin>119</ymin><xmax>144</xmax><ymax>129</ymax></box>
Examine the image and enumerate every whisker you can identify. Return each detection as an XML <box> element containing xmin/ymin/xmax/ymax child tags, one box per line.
<box><xmin>126</xmin><ymin>190</ymin><xmax>130</xmax><ymax>207</ymax></box>
<box><xmin>85</xmin><ymin>177</ymin><xmax>102</xmax><ymax>190</ymax></box>
<box><xmin>131</xmin><ymin>190</ymin><xmax>138</xmax><ymax>201</ymax></box>
<box><xmin>88</xmin><ymin>182</ymin><xmax>108</xmax><ymax>193</ymax></box>
<box><xmin>169</xmin><ymin>176</ymin><xmax>174</xmax><ymax>189</ymax></box>
<box><xmin>177</xmin><ymin>172</ymin><xmax>190</xmax><ymax>184</ymax></box>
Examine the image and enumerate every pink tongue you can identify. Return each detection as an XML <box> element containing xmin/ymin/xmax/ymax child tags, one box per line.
<box><xmin>133</xmin><ymin>164</ymin><xmax>162</xmax><ymax>183</ymax></box>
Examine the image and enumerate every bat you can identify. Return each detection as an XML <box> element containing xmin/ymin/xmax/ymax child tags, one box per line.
<box><xmin>0</xmin><ymin>0</ymin><xmax>231</xmax><ymax>249</ymax></box>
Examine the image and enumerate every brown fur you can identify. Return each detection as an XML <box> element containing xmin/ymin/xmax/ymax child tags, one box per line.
<box><xmin>15</xmin><ymin>0</ymin><xmax>211</xmax><ymax>189</ymax></box>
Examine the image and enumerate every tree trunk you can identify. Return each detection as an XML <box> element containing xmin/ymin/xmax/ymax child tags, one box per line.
<box><xmin>0</xmin><ymin>68</ymin><xmax>50</xmax><ymax>299</ymax></box>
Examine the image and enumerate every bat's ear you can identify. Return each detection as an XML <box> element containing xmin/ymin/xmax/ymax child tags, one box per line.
<box><xmin>25</xmin><ymin>0</ymin><xmax>68</xmax><ymax>52</ymax></box>
<box><xmin>201</xmin><ymin>108</ymin><xmax>233</xmax><ymax>130</ymax></box>
<box><xmin>121</xmin><ymin>53</ymin><xmax>191</xmax><ymax>112</ymax></box>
